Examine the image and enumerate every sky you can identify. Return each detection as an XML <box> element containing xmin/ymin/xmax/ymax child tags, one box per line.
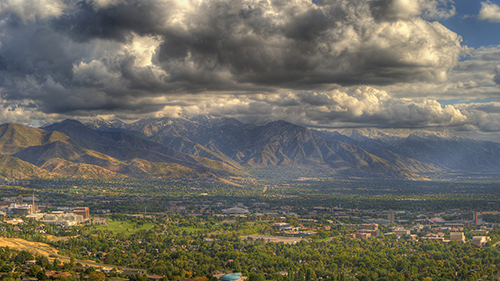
<box><xmin>1</xmin><ymin>0</ymin><xmax>500</xmax><ymax>139</ymax></box>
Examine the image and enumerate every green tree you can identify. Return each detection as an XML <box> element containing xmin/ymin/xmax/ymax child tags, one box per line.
<box><xmin>29</xmin><ymin>265</ymin><xmax>42</xmax><ymax>277</ymax></box>
<box><xmin>0</xmin><ymin>264</ymin><xmax>13</xmax><ymax>273</ymax></box>
<box><xmin>249</xmin><ymin>272</ymin><xmax>265</xmax><ymax>281</ymax></box>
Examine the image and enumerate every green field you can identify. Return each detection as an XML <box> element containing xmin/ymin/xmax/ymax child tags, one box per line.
<box><xmin>94</xmin><ymin>220</ymin><xmax>154</xmax><ymax>235</ymax></box>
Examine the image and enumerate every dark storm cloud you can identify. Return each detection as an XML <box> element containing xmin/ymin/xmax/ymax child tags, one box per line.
<box><xmin>495</xmin><ymin>67</ymin><xmax>500</xmax><ymax>85</ymax></box>
<box><xmin>51</xmin><ymin>0</ymin><xmax>170</xmax><ymax>42</ymax></box>
<box><xmin>0</xmin><ymin>0</ymin><xmax>464</xmax><ymax>126</ymax></box>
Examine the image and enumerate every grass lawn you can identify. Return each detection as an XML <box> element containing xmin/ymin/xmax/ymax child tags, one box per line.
<box><xmin>94</xmin><ymin>220</ymin><xmax>154</xmax><ymax>235</ymax></box>
<box><xmin>314</xmin><ymin>237</ymin><xmax>333</xmax><ymax>243</ymax></box>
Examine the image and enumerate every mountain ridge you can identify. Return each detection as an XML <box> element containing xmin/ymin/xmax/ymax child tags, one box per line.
<box><xmin>3</xmin><ymin>116</ymin><xmax>497</xmax><ymax>181</ymax></box>
<box><xmin>85</xmin><ymin>117</ymin><xmax>428</xmax><ymax>179</ymax></box>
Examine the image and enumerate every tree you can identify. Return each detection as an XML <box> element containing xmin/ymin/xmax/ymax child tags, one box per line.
<box><xmin>14</xmin><ymin>251</ymin><xmax>34</xmax><ymax>264</ymax></box>
<box><xmin>29</xmin><ymin>265</ymin><xmax>42</xmax><ymax>277</ymax></box>
<box><xmin>36</xmin><ymin>270</ymin><xmax>47</xmax><ymax>281</ymax></box>
<box><xmin>0</xmin><ymin>264</ymin><xmax>13</xmax><ymax>273</ymax></box>
<box><xmin>36</xmin><ymin>256</ymin><xmax>50</xmax><ymax>269</ymax></box>
<box><xmin>249</xmin><ymin>272</ymin><xmax>265</xmax><ymax>281</ymax></box>
<box><xmin>88</xmin><ymin>272</ymin><xmax>106</xmax><ymax>281</ymax></box>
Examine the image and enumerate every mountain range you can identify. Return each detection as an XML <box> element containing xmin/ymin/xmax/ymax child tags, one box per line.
<box><xmin>0</xmin><ymin>116</ymin><xmax>499</xmax><ymax>182</ymax></box>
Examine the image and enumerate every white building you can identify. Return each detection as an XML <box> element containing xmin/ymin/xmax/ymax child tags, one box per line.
<box><xmin>471</xmin><ymin>236</ymin><xmax>491</xmax><ymax>247</ymax></box>
<box><xmin>450</xmin><ymin>232</ymin><xmax>466</xmax><ymax>243</ymax></box>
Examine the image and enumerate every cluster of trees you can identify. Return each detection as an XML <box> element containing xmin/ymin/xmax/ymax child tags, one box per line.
<box><xmin>0</xmin><ymin>246</ymin><xmax>119</xmax><ymax>281</ymax></box>
<box><xmin>3</xmin><ymin>177</ymin><xmax>500</xmax><ymax>280</ymax></box>
<box><xmin>4</xmin><ymin>215</ymin><xmax>492</xmax><ymax>281</ymax></box>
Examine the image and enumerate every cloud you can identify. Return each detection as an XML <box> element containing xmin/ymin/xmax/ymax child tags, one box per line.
<box><xmin>478</xmin><ymin>1</ymin><xmax>500</xmax><ymax>22</ymax></box>
<box><xmin>0</xmin><ymin>0</ymin><xmax>476</xmax><ymax>131</ymax></box>
<box><xmin>454</xmin><ymin>102</ymin><xmax>500</xmax><ymax>132</ymax></box>
<box><xmin>375</xmin><ymin>45</ymin><xmax>500</xmax><ymax>102</ymax></box>
<box><xmin>370</xmin><ymin>0</ymin><xmax>455</xmax><ymax>22</ymax></box>
<box><xmin>145</xmin><ymin>87</ymin><xmax>470</xmax><ymax>129</ymax></box>
<box><xmin>0</xmin><ymin>0</ymin><xmax>66</xmax><ymax>22</ymax></box>
<box><xmin>495</xmin><ymin>66</ymin><xmax>500</xmax><ymax>85</ymax></box>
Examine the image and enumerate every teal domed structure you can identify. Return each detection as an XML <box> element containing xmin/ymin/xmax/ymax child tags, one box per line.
<box><xmin>220</xmin><ymin>272</ymin><xmax>244</xmax><ymax>281</ymax></box>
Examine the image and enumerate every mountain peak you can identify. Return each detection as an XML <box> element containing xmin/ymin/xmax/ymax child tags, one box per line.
<box><xmin>60</xmin><ymin>119</ymin><xmax>85</xmax><ymax>126</ymax></box>
<box><xmin>42</xmin><ymin>119</ymin><xmax>91</xmax><ymax>132</ymax></box>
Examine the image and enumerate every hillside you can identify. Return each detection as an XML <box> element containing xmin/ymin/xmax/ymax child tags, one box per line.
<box><xmin>0</xmin><ymin>124</ymin><xmax>70</xmax><ymax>155</ymax></box>
<box><xmin>0</xmin><ymin>122</ymin><xmax>243</xmax><ymax>182</ymax></box>
<box><xmin>0</xmin><ymin>156</ymin><xmax>56</xmax><ymax>180</ymax></box>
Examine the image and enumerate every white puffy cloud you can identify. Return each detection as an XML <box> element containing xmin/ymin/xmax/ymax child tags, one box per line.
<box><xmin>479</xmin><ymin>1</ymin><xmax>500</xmax><ymax>22</ymax></box>
<box><xmin>134</xmin><ymin>87</ymin><xmax>469</xmax><ymax>129</ymax></box>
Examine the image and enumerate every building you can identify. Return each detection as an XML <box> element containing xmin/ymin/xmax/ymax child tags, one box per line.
<box><xmin>73</xmin><ymin>207</ymin><xmax>90</xmax><ymax>219</ymax></box>
<box><xmin>272</xmin><ymin>223</ymin><xmax>291</xmax><ymax>230</ymax></box>
<box><xmin>347</xmin><ymin>232</ymin><xmax>372</xmax><ymax>239</ymax></box>
<box><xmin>3</xmin><ymin>218</ymin><xmax>24</xmax><ymax>225</ymax></box>
<box><xmin>26</xmin><ymin>214</ymin><xmax>44</xmax><ymax>220</ymax></box>
<box><xmin>357</xmin><ymin>232</ymin><xmax>371</xmax><ymax>239</ymax></box>
<box><xmin>388</xmin><ymin>210</ymin><xmax>395</xmax><ymax>224</ymax></box>
<box><xmin>450</xmin><ymin>232</ymin><xmax>466</xmax><ymax>243</ymax></box>
<box><xmin>421</xmin><ymin>233</ymin><xmax>444</xmax><ymax>241</ymax></box>
<box><xmin>394</xmin><ymin>229</ymin><xmax>410</xmax><ymax>236</ymax></box>
<box><xmin>358</xmin><ymin>229</ymin><xmax>379</xmax><ymax>236</ymax></box>
<box><xmin>220</xmin><ymin>273</ymin><xmax>247</xmax><ymax>281</ymax></box>
<box><xmin>8</xmin><ymin>203</ymin><xmax>33</xmax><ymax>215</ymax></box>
<box><xmin>41</xmin><ymin>213</ymin><xmax>85</xmax><ymax>226</ymax></box>
<box><xmin>471</xmin><ymin>236</ymin><xmax>491</xmax><ymax>247</ymax></box>
<box><xmin>222</xmin><ymin>207</ymin><xmax>250</xmax><ymax>215</ymax></box>
<box><xmin>364</xmin><ymin>224</ymin><xmax>378</xmax><ymax>230</ymax></box>
<box><xmin>278</xmin><ymin>231</ymin><xmax>317</xmax><ymax>237</ymax></box>
<box><xmin>471</xmin><ymin>229</ymin><xmax>489</xmax><ymax>235</ymax></box>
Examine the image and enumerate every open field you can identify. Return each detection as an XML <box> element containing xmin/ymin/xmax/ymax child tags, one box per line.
<box><xmin>0</xmin><ymin>237</ymin><xmax>59</xmax><ymax>257</ymax></box>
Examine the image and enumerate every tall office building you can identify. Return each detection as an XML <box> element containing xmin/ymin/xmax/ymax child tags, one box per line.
<box><xmin>388</xmin><ymin>209</ymin><xmax>395</xmax><ymax>224</ymax></box>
